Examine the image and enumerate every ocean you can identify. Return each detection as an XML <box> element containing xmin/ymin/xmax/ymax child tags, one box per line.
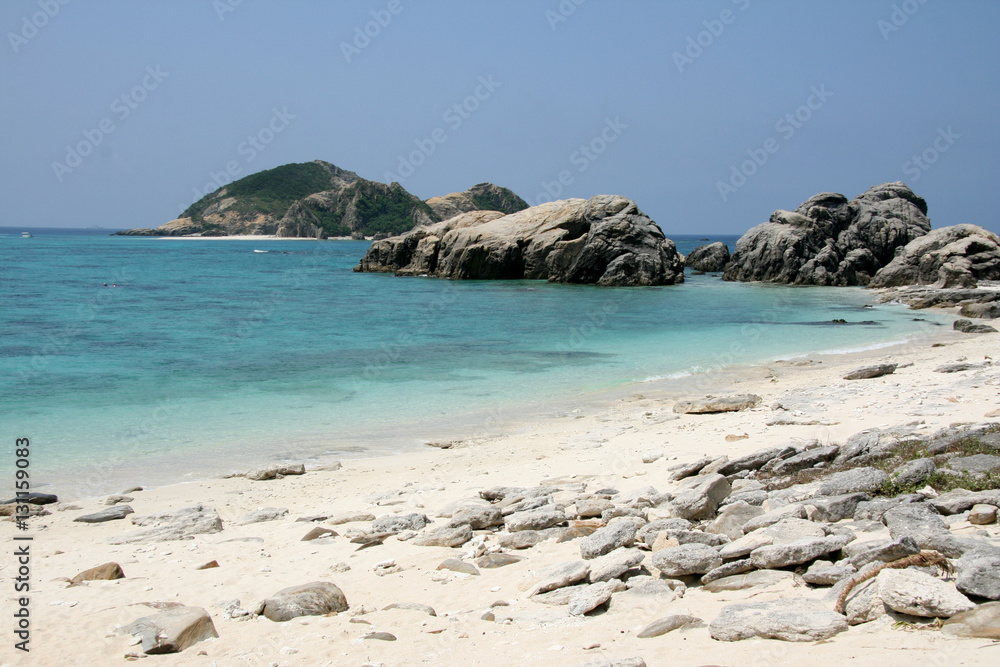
<box><xmin>0</xmin><ymin>228</ymin><xmax>951</xmax><ymax>498</ymax></box>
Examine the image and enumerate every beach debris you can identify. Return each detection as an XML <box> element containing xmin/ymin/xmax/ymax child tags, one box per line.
<box><xmin>254</xmin><ymin>581</ymin><xmax>348</xmax><ymax>621</ymax></box>
<box><xmin>123</xmin><ymin>605</ymin><xmax>218</xmax><ymax>654</ymax></box>
<box><xmin>672</xmin><ymin>394</ymin><xmax>761</xmax><ymax>414</ymax></box>
<box><xmin>709</xmin><ymin>598</ymin><xmax>848</xmax><ymax>642</ymax></box>
<box><xmin>107</xmin><ymin>504</ymin><xmax>223</xmax><ymax>544</ymax></box>
<box><xmin>301</xmin><ymin>526</ymin><xmax>337</xmax><ymax>541</ymax></box>
<box><xmin>234</xmin><ymin>507</ymin><xmax>289</xmax><ymax>525</ymax></box>
<box><xmin>70</xmin><ymin>562</ymin><xmax>125</xmax><ymax>584</ymax></box>
<box><xmin>74</xmin><ymin>505</ymin><xmax>135</xmax><ymax>523</ymax></box>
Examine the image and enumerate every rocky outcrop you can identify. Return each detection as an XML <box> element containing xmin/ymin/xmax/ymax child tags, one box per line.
<box><xmin>685</xmin><ymin>242</ymin><xmax>730</xmax><ymax>272</ymax></box>
<box><xmin>724</xmin><ymin>182</ymin><xmax>931</xmax><ymax>286</ymax></box>
<box><xmin>870</xmin><ymin>224</ymin><xmax>1000</xmax><ymax>288</ymax></box>
<box><xmin>355</xmin><ymin>195</ymin><xmax>685</xmax><ymax>286</ymax></box>
<box><xmin>425</xmin><ymin>183</ymin><xmax>528</xmax><ymax>220</ymax></box>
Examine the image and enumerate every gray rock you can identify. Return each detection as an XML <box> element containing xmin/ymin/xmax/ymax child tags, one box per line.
<box><xmin>719</xmin><ymin>531</ymin><xmax>774</xmax><ymax>560</ymax></box>
<box><xmin>436</xmin><ymin>558</ymin><xmax>479</xmax><ymax>576</ymax></box>
<box><xmin>255</xmin><ymin>581</ymin><xmax>349</xmax><ymax>621</ymax></box>
<box><xmin>706</xmin><ymin>501</ymin><xmax>764</xmax><ymax>540</ymax></box>
<box><xmin>105</xmin><ymin>494</ymin><xmax>134</xmax><ymax>506</ymax></box>
<box><xmin>880</xmin><ymin>503</ymin><xmax>975</xmax><ymax>557</ymax></box>
<box><xmin>947</xmin><ymin>454</ymin><xmax>1000</xmax><ymax>474</ymax></box>
<box><xmin>709</xmin><ymin>597</ymin><xmax>848</xmax><ymax>641</ymax></box>
<box><xmin>853</xmin><ymin>495</ymin><xmax>922</xmax><ymax>522</ymax></box>
<box><xmin>878</xmin><ymin>568</ymin><xmax>974</xmax><ymax>617</ymax></box>
<box><xmin>685</xmin><ymin>242</ymin><xmax>730</xmax><ymax>272</ymax></box>
<box><xmin>954</xmin><ymin>318</ymin><xmax>998</xmax><ymax>334</ymax></box>
<box><xmin>244</xmin><ymin>466</ymin><xmax>280</xmax><ymax>481</ymax></box>
<box><xmin>234</xmin><ymin>507</ymin><xmax>288</xmax><ymax>525</ymax></box>
<box><xmin>673</xmin><ymin>394</ymin><xmax>761</xmax><ymax>414</ymax></box>
<box><xmin>601</xmin><ymin>507</ymin><xmax>647</xmax><ymax>523</ymax></box>
<box><xmin>935</xmin><ymin>362</ymin><xmax>985</xmax><ymax>373</ymax></box>
<box><xmin>575</xmin><ymin>498</ymin><xmax>614</xmax><ymax>518</ymax></box>
<box><xmin>579</xmin><ymin>658</ymin><xmax>647</xmax><ymax>667</ymax></box>
<box><xmin>802</xmin><ymin>561</ymin><xmax>856</xmax><ymax>585</ymax></box>
<box><xmin>475</xmin><ymin>553</ymin><xmax>525</xmax><ymax>568</ymax></box>
<box><xmin>872</xmin><ymin>224</ymin><xmax>1000</xmax><ymax>288</ymax></box>
<box><xmin>108</xmin><ymin>504</ymin><xmax>223</xmax><ymax>544</ymax></box>
<box><xmin>74</xmin><ymin>505</ymin><xmax>134</xmax><ymax>523</ymax></box>
<box><xmin>499</xmin><ymin>530</ymin><xmax>551</xmax><ymax>550</ymax></box>
<box><xmin>725</xmin><ymin>182</ymin><xmax>930</xmax><ymax>286</ymax></box>
<box><xmin>532</xmin><ymin>561</ymin><xmax>591</xmax><ymax>595</ymax></box>
<box><xmin>277</xmin><ymin>463</ymin><xmax>305</xmax><ymax>476</ymax></box>
<box><xmin>803</xmin><ymin>493</ymin><xmax>869</xmax><ymax>523</ymax></box>
<box><xmin>124</xmin><ymin>605</ymin><xmax>218</xmax><ymax>654</ymax></box>
<box><xmin>637</xmin><ymin>519</ymin><xmax>691</xmax><ymax>545</ymax></box>
<box><xmin>848</xmin><ymin>536</ymin><xmax>920</xmax><ymax>569</ymax></box>
<box><xmin>447</xmin><ymin>505</ymin><xmax>503</xmax><ymax>529</ymax></box>
<box><xmin>955</xmin><ymin>546</ymin><xmax>1000</xmax><ymax>600</ymax></box>
<box><xmin>761</xmin><ymin>517</ymin><xmax>826</xmax><ymax>543</ymax></box>
<box><xmin>636</xmin><ymin>613</ymin><xmax>703</xmax><ymax>638</ymax></box>
<box><xmin>651</xmin><ymin>543</ymin><xmax>722</xmax><ymax>576</ymax></box>
<box><xmin>656</xmin><ymin>529</ymin><xmax>728</xmax><ymax>547</ymax></box>
<box><xmin>667</xmin><ymin>456</ymin><xmax>714</xmax><ymax>481</ymax></box>
<box><xmin>505</xmin><ymin>508</ymin><xmax>567</xmax><ymax>532</ymax></box>
<box><xmin>588</xmin><ymin>548</ymin><xmax>645</xmax><ymax>582</ymax></box>
<box><xmin>531</xmin><ymin>585</ymin><xmax>584</xmax><ymax>606</ymax></box>
<box><xmin>817</xmin><ymin>467</ymin><xmax>888</xmax><ymax>496</ymax></box>
<box><xmin>702</xmin><ymin>570</ymin><xmax>791</xmax><ymax>592</ymax></box>
<box><xmin>969</xmin><ymin>503</ymin><xmax>998</xmax><ymax>525</ymax></box>
<box><xmin>568</xmin><ymin>581</ymin><xmax>615</xmax><ymax>615</ymax></box>
<box><xmin>841</xmin><ymin>578</ymin><xmax>887</xmax><ymax>625</ymax></box>
<box><xmin>383</xmin><ymin>601</ymin><xmax>437</xmax><ymax>616</ymax></box>
<box><xmin>891</xmin><ymin>458</ymin><xmax>936</xmax><ymax>488</ymax></box>
<box><xmin>741</xmin><ymin>503</ymin><xmax>807</xmax><ymax>533</ymax></box>
<box><xmin>372</xmin><ymin>512</ymin><xmax>429</xmax><ymax>534</ymax></box>
<box><xmin>413</xmin><ymin>524</ymin><xmax>473</xmax><ymax>548</ymax></box>
<box><xmin>843</xmin><ymin>363</ymin><xmax>897</xmax><ymax>380</ymax></box>
<box><xmin>326</xmin><ymin>511</ymin><xmax>376</xmax><ymax>525</ymax></box>
<box><xmin>941</xmin><ymin>601</ymin><xmax>1000</xmax><ymax>639</ymax></box>
<box><xmin>770</xmin><ymin>445</ymin><xmax>839</xmax><ymax>476</ymax></box>
<box><xmin>931</xmin><ymin>489</ymin><xmax>1000</xmax><ymax>515</ymax></box>
<box><xmin>717</xmin><ymin>446</ymin><xmax>794</xmax><ymax>476</ymax></box>
<box><xmin>671</xmin><ymin>473</ymin><xmax>731</xmax><ymax>520</ymax></box>
<box><xmin>700</xmin><ymin>558</ymin><xmax>755</xmax><ymax>584</ymax></box>
<box><xmin>580</xmin><ymin>520</ymin><xmax>637</xmax><ymax>559</ymax></box>
<box><xmin>749</xmin><ymin>534</ymin><xmax>852</xmax><ymax>569</ymax></box>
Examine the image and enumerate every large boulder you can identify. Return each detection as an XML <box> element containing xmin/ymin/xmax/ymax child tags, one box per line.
<box><xmin>685</xmin><ymin>242</ymin><xmax>730</xmax><ymax>272</ymax></box>
<box><xmin>255</xmin><ymin>581</ymin><xmax>349</xmax><ymax>621</ymax></box>
<box><xmin>709</xmin><ymin>598</ymin><xmax>848</xmax><ymax>642</ymax></box>
<box><xmin>355</xmin><ymin>195</ymin><xmax>685</xmax><ymax>286</ymax></box>
<box><xmin>871</xmin><ymin>224</ymin><xmax>1000</xmax><ymax>288</ymax></box>
<box><xmin>724</xmin><ymin>182</ymin><xmax>930</xmax><ymax>286</ymax></box>
<box><xmin>124</xmin><ymin>605</ymin><xmax>218</xmax><ymax>654</ymax></box>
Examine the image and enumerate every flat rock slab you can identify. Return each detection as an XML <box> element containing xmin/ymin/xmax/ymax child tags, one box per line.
<box><xmin>1</xmin><ymin>492</ymin><xmax>58</xmax><ymax>505</ymax></box>
<box><xmin>124</xmin><ymin>605</ymin><xmax>218</xmax><ymax>654</ymax></box>
<box><xmin>568</xmin><ymin>581</ymin><xmax>614</xmax><ymax>615</ymax></box>
<box><xmin>255</xmin><ymin>581</ymin><xmax>349</xmax><ymax>621</ymax></box>
<box><xmin>475</xmin><ymin>553</ymin><xmax>524</xmax><ymax>568</ymax></box>
<box><xmin>234</xmin><ymin>507</ymin><xmax>289</xmax><ymax>525</ymax></box>
<box><xmin>843</xmin><ymin>363</ymin><xmax>897</xmax><ymax>380</ymax></box>
<box><xmin>878</xmin><ymin>568</ymin><xmax>974</xmax><ymax>617</ymax></box>
<box><xmin>673</xmin><ymin>394</ymin><xmax>760</xmax><ymax>414</ymax></box>
<box><xmin>941</xmin><ymin>601</ymin><xmax>1000</xmax><ymax>639</ymax></box>
<box><xmin>702</xmin><ymin>569</ymin><xmax>792</xmax><ymax>593</ymax></box>
<box><xmin>437</xmin><ymin>558</ymin><xmax>480</xmax><ymax>576</ymax></box>
<box><xmin>372</xmin><ymin>512</ymin><xmax>429</xmax><ymax>534</ymax></box>
<box><xmin>709</xmin><ymin>598</ymin><xmax>848</xmax><ymax>642</ymax></box>
<box><xmin>588</xmin><ymin>548</ymin><xmax>645</xmax><ymax>583</ymax></box>
<box><xmin>383</xmin><ymin>602</ymin><xmax>436</xmax><ymax>616</ymax></box>
<box><xmin>505</xmin><ymin>508</ymin><xmax>567</xmax><ymax>532</ymax></box>
<box><xmin>817</xmin><ymin>467</ymin><xmax>889</xmax><ymax>496</ymax></box>
<box><xmin>579</xmin><ymin>520</ymin><xmax>637</xmax><ymax>559</ymax></box>
<box><xmin>532</xmin><ymin>561</ymin><xmax>590</xmax><ymax>595</ymax></box>
<box><xmin>74</xmin><ymin>505</ymin><xmax>134</xmax><ymax>523</ymax></box>
<box><xmin>327</xmin><ymin>511</ymin><xmax>376</xmax><ymax>525</ymax></box>
<box><xmin>412</xmin><ymin>524</ymin><xmax>473</xmax><ymax>548</ymax></box>
<box><xmin>749</xmin><ymin>535</ymin><xmax>852</xmax><ymax>569</ymax></box>
<box><xmin>637</xmin><ymin>614</ymin><xmax>703</xmax><ymax>638</ymax></box>
<box><xmin>652</xmin><ymin>543</ymin><xmax>722</xmax><ymax>576</ymax></box>
<box><xmin>108</xmin><ymin>504</ymin><xmax>222</xmax><ymax>544</ymax></box>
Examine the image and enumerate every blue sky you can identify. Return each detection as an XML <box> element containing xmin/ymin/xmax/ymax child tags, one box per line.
<box><xmin>2</xmin><ymin>0</ymin><xmax>997</xmax><ymax>234</ymax></box>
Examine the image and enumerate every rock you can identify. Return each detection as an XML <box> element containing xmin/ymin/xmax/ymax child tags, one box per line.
<box><xmin>709</xmin><ymin>598</ymin><xmax>848</xmax><ymax>641</ymax></box>
<box><xmin>706</xmin><ymin>501</ymin><xmax>764</xmax><ymax>540</ymax></box>
<box><xmin>383</xmin><ymin>602</ymin><xmax>437</xmax><ymax>616</ymax></box>
<box><xmin>871</xmin><ymin>224</ymin><xmax>1000</xmax><ymax>288</ymax></box>
<box><xmin>575</xmin><ymin>498</ymin><xmax>614</xmax><ymax>518</ymax></box>
<box><xmin>505</xmin><ymin>508</ymin><xmax>567</xmax><ymax>532</ymax></box>
<box><xmin>671</xmin><ymin>473</ymin><xmax>731</xmax><ymax>520</ymax></box>
<box><xmin>234</xmin><ymin>507</ymin><xmax>288</xmax><ymax>525</ymax></box>
<box><xmin>447</xmin><ymin>505</ymin><xmax>503</xmax><ymax>529</ymax></box>
<box><xmin>568</xmin><ymin>581</ymin><xmax>615</xmax><ymax>615</ymax></box>
<box><xmin>717</xmin><ymin>446</ymin><xmax>793</xmax><ymax>476</ymax></box>
<box><xmin>476</xmin><ymin>553</ymin><xmax>524</xmax><ymax>568</ymax></box>
<box><xmin>196</xmin><ymin>560</ymin><xmax>219</xmax><ymax>570</ymax></box>
<box><xmin>848</xmin><ymin>536</ymin><xmax>920</xmax><ymax>569</ymax></box>
<box><xmin>892</xmin><ymin>458</ymin><xmax>936</xmax><ymax>488</ymax></box>
<box><xmin>941</xmin><ymin>601</ymin><xmax>1000</xmax><ymax>639</ymax></box>
<box><xmin>70</xmin><ymin>562</ymin><xmax>125</xmax><ymax>584</ymax></box>
<box><xmin>301</xmin><ymin>526</ymin><xmax>337</xmax><ymax>541</ymax></box>
<box><xmin>277</xmin><ymin>463</ymin><xmax>305</xmax><ymax>475</ymax></box>
<box><xmin>667</xmin><ymin>456</ymin><xmax>714</xmax><ymax>481</ymax></box>
<box><xmin>854</xmin><ymin>495</ymin><xmax>922</xmax><ymax>522</ymax></box>
<box><xmin>769</xmin><ymin>445</ymin><xmax>839</xmax><ymax>476</ymax></box>
<box><xmin>741</xmin><ymin>503</ymin><xmax>807</xmax><ymax>533</ymax></box>
<box><xmin>969</xmin><ymin>504</ymin><xmax>999</xmax><ymax>525</ymax></box>
<box><xmin>499</xmin><ymin>530</ymin><xmax>551</xmax><ymax>549</ymax></box>
<box><xmin>579</xmin><ymin>658</ymin><xmax>646</xmax><ymax>667</ymax></box>
<box><xmin>364</xmin><ymin>632</ymin><xmax>397</xmax><ymax>641</ymax></box>
<box><xmin>531</xmin><ymin>585</ymin><xmax>584</xmax><ymax>606</ymax></box>
<box><xmin>802</xmin><ymin>561</ymin><xmax>856</xmax><ymax>585</ymax></box>
<box><xmin>702</xmin><ymin>570</ymin><xmax>791</xmax><ymax>593</ymax></box>
<box><xmin>817</xmin><ymin>467</ymin><xmax>888</xmax><ymax>496</ymax></box>
<box><xmin>255</xmin><ymin>581</ymin><xmax>349</xmax><ymax>621</ymax></box>
<box><xmin>372</xmin><ymin>512</ymin><xmax>429</xmax><ymax>534</ymax></box>
<box><xmin>74</xmin><ymin>505</ymin><xmax>134</xmax><ymax>523</ymax></box>
<box><xmin>356</xmin><ymin>195</ymin><xmax>685</xmax><ymax>286</ymax></box>
<box><xmin>877</xmin><ymin>568</ymin><xmax>974</xmax><ymax>617</ymax></box>
<box><xmin>841</xmin><ymin>578</ymin><xmax>887</xmax><ymax>625</ymax></box>
<box><xmin>436</xmin><ymin>558</ymin><xmax>479</xmax><ymax>576</ymax></box>
<box><xmin>637</xmin><ymin>519</ymin><xmax>691</xmax><ymax>544</ymax></box>
<box><xmin>685</xmin><ymin>242</ymin><xmax>730</xmax><ymax>272</ymax></box>
<box><xmin>762</xmin><ymin>518</ymin><xmax>826</xmax><ymax>543</ymax></box>
<box><xmin>946</xmin><ymin>454</ymin><xmax>1000</xmax><ymax>475</ymax></box>
<box><xmin>700</xmin><ymin>558</ymin><xmax>755</xmax><ymax>584</ymax></box>
<box><xmin>673</xmin><ymin>394</ymin><xmax>760</xmax><ymax>414</ymax></box>
<box><xmin>124</xmin><ymin>605</ymin><xmax>219</xmax><ymax>654</ymax></box>
<box><xmin>532</xmin><ymin>561</ymin><xmax>591</xmax><ymax>595</ymax></box>
<box><xmin>424</xmin><ymin>182</ymin><xmax>528</xmax><ymax>220</ymax></box>
<box><xmin>413</xmin><ymin>524</ymin><xmax>473</xmax><ymax>548</ymax></box>
<box><xmin>108</xmin><ymin>504</ymin><xmax>222</xmax><ymax>544</ymax></box>
<box><xmin>719</xmin><ymin>532</ymin><xmax>774</xmax><ymax>560</ymax></box>
<box><xmin>724</xmin><ymin>182</ymin><xmax>930</xmax><ymax>286</ymax></box>
<box><xmin>579</xmin><ymin>520</ymin><xmax>638</xmax><ymax>559</ymax></box>
<box><xmin>326</xmin><ymin>511</ymin><xmax>376</xmax><ymax>525</ymax></box>
<box><xmin>931</xmin><ymin>489</ymin><xmax>1000</xmax><ymax>515</ymax></box>
<box><xmin>244</xmin><ymin>466</ymin><xmax>280</xmax><ymax>481</ymax></box>
<box><xmin>954</xmin><ymin>318</ymin><xmax>998</xmax><ymax>334</ymax></box>
<box><xmin>1</xmin><ymin>492</ymin><xmax>58</xmax><ymax>505</ymax></box>
<box><xmin>935</xmin><ymin>362</ymin><xmax>985</xmax><ymax>373</ymax></box>
<box><xmin>588</xmin><ymin>548</ymin><xmax>645</xmax><ymax>582</ymax></box>
<box><xmin>636</xmin><ymin>613</ymin><xmax>703</xmax><ymax>638</ymax></box>
<box><xmin>749</xmin><ymin>535</ymin><xmax>852</xmax><ymax>569</ymax></box>
<box><xmin>651</xmin><ymin>543</ymin><xmax>722</xmax><ymax>576</ymax></box>
<box><xmin>640</xmin><ymin>450</ymin><xmax>664</xmax><ymax>464</ymax></box>
<box><xmin>105</xmin><ymin>494</ymin><xmax>133</xmax><ymax>506</ymax></box>
<box><xmin>955</xmin><ymin>546</ymin><xmax>1000</xmax><ymax>600</ymax></box>
<box><xmin>803</xmin><ymin>493</ymin><xmax>870</xmax><ymax>523</ymax></box>
<box><xmin>843</xmin><ymin>363</ymin><xmax>897</xmax><ymax>380</ymax></box>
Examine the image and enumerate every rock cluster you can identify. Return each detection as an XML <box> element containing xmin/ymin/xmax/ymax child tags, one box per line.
<box><xmin>684</xmin><ymin>242</ymin><xmax>730</xmax><ymax>272</ymax></box>
<box><xmin>871</xmin><ymin>224</ymin><xmax>1000</xmax><ymax>288</ymax></box>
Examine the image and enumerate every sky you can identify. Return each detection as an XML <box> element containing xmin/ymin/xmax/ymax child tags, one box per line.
<box><xmin>2</xmin><ymin>0</ymin><xmax>998</xmax><ymax>234</ymax></box>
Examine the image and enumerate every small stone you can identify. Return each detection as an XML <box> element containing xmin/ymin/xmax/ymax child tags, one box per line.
<box><xmin>437</xmin><ymin>558</ymin><xmax>479</xmax><ymax>576</ymax></box>
<box><xmin>235</xmin><ymin>507</ymin><xmax>289</xmax><ymax>525</ymax></box>
<box><xmin>641</xmin><ymin>451</ymin><xmax>664</xmax><ymax>464</ymax></box>
<box><xmin>382</xmin><ymin>602</ymin><xmax>436</xmax><ymax>616</ymax></box>
<box><xmin>105</xmin><ymin>495</ymin><xmax>134</xmax><ymax>506</ymax></box>
<box><xmin>195</xmin><ymin>560</ymin><xmax>219</xmax><ymax>570</ymax></box>
<box><xmin>637</xmin><ymin>614</ymin><xmax>703</xmax><ymax>638</ymax></box>
<box><xmin>74</xmin><ymin>506</ymin><xmax>135</xmax><ymax>523</ymax></box>
<box><xmin>70</xmin><ymin>562</ymin><xmax>125</xmax><ymax>584</ymax></box>
<box><xmin>364</xmin><ymin>632</ymin><xmax>396</xmax><ymax>641</ymax></box>
<box><xmin>301</xmin><ymin>526</ymin><xmax>338</xmax><ymax>541</ymax></box>
<box><xmin>475</xmin><ymin>553</ymin><xmax>524</xmax><ymax>568</ymax></box>
<box><xmin>843</xmin><ymin>363</ymin><xmax>897</xmax><ymax>380</ymax></box>
<box><xmin>969</xmin><ymin>504</ymin><xmax>998</xmax><ymax>525</ymax></box>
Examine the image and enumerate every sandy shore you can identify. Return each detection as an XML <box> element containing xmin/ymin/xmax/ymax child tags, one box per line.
<box><xmin>4</xmin><ymin>318</ymin><xmax>999</xmax><ymax>666</ymax></box>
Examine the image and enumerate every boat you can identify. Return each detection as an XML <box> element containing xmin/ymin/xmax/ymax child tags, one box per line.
<box><xmin>21</xmin><ymin>232</ymin><xmax>32</xmax><ymax>238</ymax></box>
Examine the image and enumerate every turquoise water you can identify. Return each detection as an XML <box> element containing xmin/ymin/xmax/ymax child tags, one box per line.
<box><xmin>0</xmin><ymin>229</ymin><xmax>951</xmax><ymax>498</ymax></box>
